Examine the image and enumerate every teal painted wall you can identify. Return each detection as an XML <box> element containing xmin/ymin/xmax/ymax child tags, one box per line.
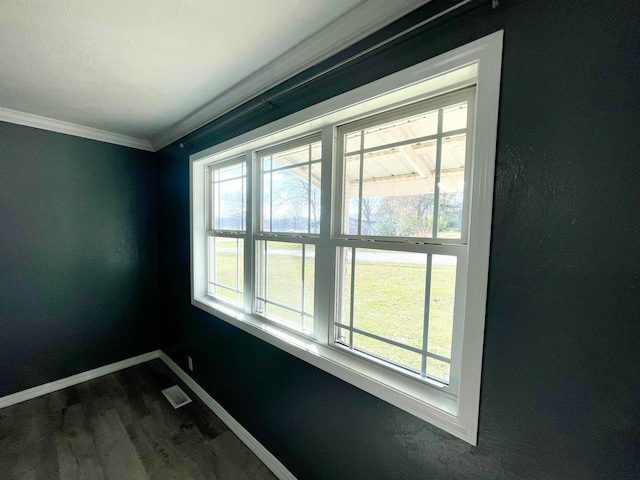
<box><xmin>0</xmin><ymin>122</ymin><xmax>159</xmax><ymax>395</ymax></box>
<box><xmin>157</xmin><ymin>1</ymin><xmax>640</xmax><ymax>479</ymax></box>
<box><xmin>0</xmin><ymin>0</ymin><xmax>637</xmax><ymax>478</ymax></box>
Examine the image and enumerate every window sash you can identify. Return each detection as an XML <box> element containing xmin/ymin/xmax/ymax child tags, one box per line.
<box><xmin>326</xmin><ymin>89</ymin><xmax>475</xmax><ymax>391</ymax></box>
<box><xmin>254</xmin><ymin>239</ymin><xmax>316</xmax><ymax>334</ymax></box>
<box><xmin>334</xmin><ymin>88</ymin><xmax>475</xmax><ymax>244</ymax></box>
<box><xmin>206</xmin><ymin>235</ymin><xmax>245</xmax><ymax>308</ymax></box>
<box><xmin>257</xmin><ymin>133</ymin><xmax>322</xmax><ymax>236</ymax></box>
<box><xmin>207</xmin><ymin>156</ymin><xmax>248</xmax><ymax>234</ymax></box>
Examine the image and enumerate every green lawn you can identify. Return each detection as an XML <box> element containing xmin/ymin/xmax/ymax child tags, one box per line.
<box><xmin>345</xmin><ymin>258</ymin><xmax>455</xmax><ymax>381</ymax></box>
<box><xmin>211</xmin><ymin>241</ymin><xmax>455</xmax><ymax>383</ymax></box>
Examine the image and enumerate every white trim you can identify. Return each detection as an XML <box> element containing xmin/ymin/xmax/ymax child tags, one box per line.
<box><xmin>159</xmin><ymin>352</ymin><xmax>297</xmax><ymax>480</ymax></box>
<box><xmin>190</xmin><ymin>31</ymin><xmax>503</xmax><ymax>445</ymax></box>
<box><xmin>0</xmin><ymin>107</ymin><xmax>154</xmax><ymax>151</ymax></box>
<box><xmin>150</xmin><ymin>1</ymin><xmax>428</xmax><ymax>151</ymax></box>
<box><xmin>0</xmin><ymin>350</ymin><xmax>161</xmax><ymax>409</ymax></box>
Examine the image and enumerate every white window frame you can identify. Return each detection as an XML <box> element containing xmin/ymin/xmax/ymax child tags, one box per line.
<box><xmin>331</xmin><ymin>86</ymin><xmax>475</xmax><ymax>396</ymax></box>
<box><xmin>190</xmin><ymin>31</ymin><xmax>502</xmax><ymax>445</ymax></box>
<box><xmin>206</xmin><ymin>156</ymin><xmax>248</xmax><ymax>309</ymax></box>
<box><xmin>254</xmin><ymin>134</ymin><xmax>322</xmax><ymax>334</ymax></box>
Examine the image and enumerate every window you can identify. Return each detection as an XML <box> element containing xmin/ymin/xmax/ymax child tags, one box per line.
<box><xmin>333</xmin><ymin>89</ymin><xmax>473</xmax><ymax>393</ymax></box>
<box><xmin>191</xmin><ymin>32</ymin><xmax>503</xmax><ymax>445</ymax></box>
<box><xmin>255</xmin><ymin>136</ymin><xmax>321</xmax><ymax>333</ymax></box>
<box><xmin>207</xmin><ymin>159</ymin><xmax>247</xmax><ymax>308</ymax></box>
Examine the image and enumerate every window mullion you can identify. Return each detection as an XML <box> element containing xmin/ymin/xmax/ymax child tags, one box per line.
<box><xmin>460</xmin><ymin>89</ymin><xmax>476</xmax><ymax>243</ymax></box>
<box><xmin>269</xmin><ymin>157</ymin><xmax>273</xmax><ymax>232</ymax></box>
<box><xmin>313</xmin><ymin>125</ymin><xmax>335</xmax><ymax>345</ymax></box>
<box><xmin>236</xmin><ymin>238</ymin><xmax>240</xmax><ymax>306</ymax></box>
<box><xmin>307</xmin><ymin>144</ymin><xmax>312</xmax><ymax>234</ymax></box>
<box><xmin>301</xmin><ymin>243</ymin><xmax>306</xmax><ymax>329</ymax></box>
<box><xmin>432</xmin><ymin>109</ymin><xmax>444</xmax><ymax>238</ymax></box>
<box><xmin>245</xmin><ymin>152</ymin><xmax>255</xmax><ymax>314</ymax></box>
<box><xmin>356</xmin><ymin>131</ymin><xmax>364</xmax><ymax>236</ymax></box>
<box><xmin>421</xmin><ymin>254</ymin><xmax>433</xmax><ymax>377</ymax></box>
<box><xmin>216</xmin><ymin>170</ymin><xmax>221</xmax><ymax>231</ymax></box>
<box><xmin>348</xmin><ymin>247</ymin><xmax>356</xmax><ymax>349</ymax></box>
<box><xmin>205</xmin><ymin>167</ymin><xmax>212</xmax><ymax>294</ymax></box>
<box><xmin>447</xmin><ymin>247</ymin><xmax>468</xmax><ymax>394</ymax></box>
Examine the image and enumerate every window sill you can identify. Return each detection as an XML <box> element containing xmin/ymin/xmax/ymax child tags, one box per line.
<box><xmin>192</xmin><ymin>295</ymin><xmax>470</xmax><ymax>441</ymax></box>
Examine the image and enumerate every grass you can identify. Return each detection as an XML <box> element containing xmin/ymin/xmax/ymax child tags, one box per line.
<box><xmin>210</xmin><ymin>240</ymin><xmax>455</xmax><ymax>382</ymax></box>
<box><xmin>346</xmin><ymin>259</ymin><xmax>454</xmax><ymax>381</ymax></box>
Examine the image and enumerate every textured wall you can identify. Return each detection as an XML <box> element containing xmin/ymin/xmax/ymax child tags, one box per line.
<box><xmin>157</xmin><ymin>1</ymin><xmax>640</xmax><ymax>478</ymax></box>
<box><xmin>0</xmin><ymin>123</ymin><xmax>159</xmax><ymax>396</ymax></box>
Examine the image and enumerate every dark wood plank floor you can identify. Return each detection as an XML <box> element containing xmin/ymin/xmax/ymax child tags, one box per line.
<box><xmin>0</xmin><ymin>360</ymin><xmax>278</xmax><ymax>480</ymax></box>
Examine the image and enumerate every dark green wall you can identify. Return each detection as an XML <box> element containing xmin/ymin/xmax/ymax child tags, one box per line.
<box><xmin>0</xmin><ymin>122</ymin><xmax>159</xmax><ymax>396</ymax></box>
<box><xmin>155</xmin><ymin>1</ymin><xmax>638</xmax><ymax>478</ymax></box>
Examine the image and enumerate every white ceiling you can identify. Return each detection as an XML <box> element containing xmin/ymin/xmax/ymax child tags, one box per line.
<box><xmin>0</xmin><ymin>0</ymin><xmax>426</xmax><ymax>151</ymax></box>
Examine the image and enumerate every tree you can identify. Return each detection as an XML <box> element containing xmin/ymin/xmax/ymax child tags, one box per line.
<box><xmin>273</xmin><ymin>170</ymin><xmax>321</xmax><ymax>233</ymax></box>
<box><xmin>218</xmin><ymin>188</ymin><xmax>244</xmax><ymax>230</ymax></box>
<box><xmin>377</xmin><ymin>194</ymin><xmax>434</xmax><ymax>236</ymax></box>
<box><xmin>361</xmin><ymin>197</ymin><xmax>378</xmax><ymax>235</ymax></box>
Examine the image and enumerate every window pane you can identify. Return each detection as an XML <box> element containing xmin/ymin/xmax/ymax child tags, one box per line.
<box><xmin>261</xmin><ymin>141</ymin><xmax>321</xmax><ymax>235</ymax></box>
<box><xmin>266</xmin><ymin>303</ymin><xmax>301</xmax><ymax>328</ymax></box>
<box><xmin>427</xmin><ymin>255</ymin><xmax>457</xmax><ymax>359</ymax></box>
<box><xmin>310</xmin><ymin>164</ymin><xmax>322</xmax><ymax>233</ymax></box>
<box><xmin>340</xmin><ymin>98</ymin><xmax>472</xmax><ymax>240</ymax></box>
<box><xmin>335</xmin><ymin>248</ymin><xmax>459</xmax><ymax>381</ymax></box>
<box><xmin>338</xmin><ymin>247</ymin><xmax>353</xmax><ymax>326</ymax></box>
<box><xmin>270</xmin><ymin>143</ymin><xmax>310</xmax><ymax>169</ymax></box>
<box><xmin>351</xmin><ymin>141</ymin><xmax>437</xmax><ymax>237</ymax></box>
<box><xmin>353</xmin><ymin>333</ymin><xmax>422</xmax><ymax>373</ymax></box>
<box><xmin>208</xmin><ymin>237</ymin><xmax>243</xmax><ymax>308</ymax></box>
<box><xmin>344</xmin><ymin>131</ymin><xmax>361</xmax><ymax>153</ymax></box>
<box><xmin>304</xmin><ymin>245</ymin><xmax>315</xmax><ymax>318</ymax></box>
<box><xmin>262</xmin><ymin>171</ymin><xmax>272</xmax><ymax>231</ymax></box>
<box><xmin>303</xmin><ymin>315</ymin><xmax>314</xmax><ymax>333</ymax></box>
<box><xmin>311</xmin><ymin>141</ymin><xmax>322</xmax><ymax>160</ymax></box>
<box><xmin>427</xmin><ymin>357</ymin><xmax>450</xmax><ymax>383</ymax></box>
<box><xmin>214</xmin><ymin>176</ymin><xmax>245</xmax><ymax>231</ymax></box>
<box><xmin>437</xmin><ymin>135</ymin><xmax>466</xmax><ymax>238</ymax></box>
<box><xmin>350</xmin><ymin>249</ymin><xmax>426</xmax><ymax>349</ymax></box>
<box><xmin>271</xmin><ymin>167</ymin><xmax>309</xmax><ymax>233</ymax></box>
<box><xmin>336</xmin><ymin>325</ymin><xmax>350</xmax><ymax>346</ymax></box>
<box><xmin>363</xmin><ymin>109</ymin><xmax>438</xmax><ymax>150</ymax></box>
<box><xmin>207</xmin><ymin>236</ymin><xmax>216</xmax><ymax>292</ymax></box>
<box><xmin>343</xmin><ymin>155</ymin><xmax>360</xmax><ymax>234</ymax></box>
<box><xmin>442</xmin><ymin>102</ymin><xmax>467</xmax><ymax>132</ymax></box>
<box><xmin>266</xmin><ymin>242</ymin><xmax>302</xmax><ymax>308</ymax></box>
<box><xmin>211</xmin><ymin>286</ymin><xmax>243</xmax><ymax>307</ymax></box>
<box><xmin>257</xmin><ymin>241</ymin><xmax>314</xmax><ymax>333</ymax></box>
<box><xmin>218</xmin><ymin>163</ymin><xmax>245</xmax><ymax>181</ymax></box>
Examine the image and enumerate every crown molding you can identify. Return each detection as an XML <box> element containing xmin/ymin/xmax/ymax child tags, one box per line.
<box><xmin>151</xmin><ymin>0</ymin><xmax>428</xmax><ymax>151</ymax></box>
<box><xmin>0</xmin><ymin>107</ymin><xmax>154</xmax><ymax>151</ymax></box>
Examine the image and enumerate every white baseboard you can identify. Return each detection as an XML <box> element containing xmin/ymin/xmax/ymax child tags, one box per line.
<box><xmin>0</xmin><ymin>350</ymin><xmax>161</xmax><ymax>409</ymax></box>
<box><xmin>158</xmin><ymin>351</ymin><xmax>297</xmax><ymax>480</ymax></box>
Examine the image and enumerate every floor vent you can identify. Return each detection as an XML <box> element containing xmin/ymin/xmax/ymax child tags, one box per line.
<box><xmin>161</xmin><ymin>385</ymin><xmax>192</xmax><ymax>409</ymax></box>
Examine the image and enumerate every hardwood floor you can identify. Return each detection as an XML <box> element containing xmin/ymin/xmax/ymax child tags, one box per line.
<box><xmin>0</xmin><ymin>360</ymin><xmax>278</xmax><ymax>480</ymax></box>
